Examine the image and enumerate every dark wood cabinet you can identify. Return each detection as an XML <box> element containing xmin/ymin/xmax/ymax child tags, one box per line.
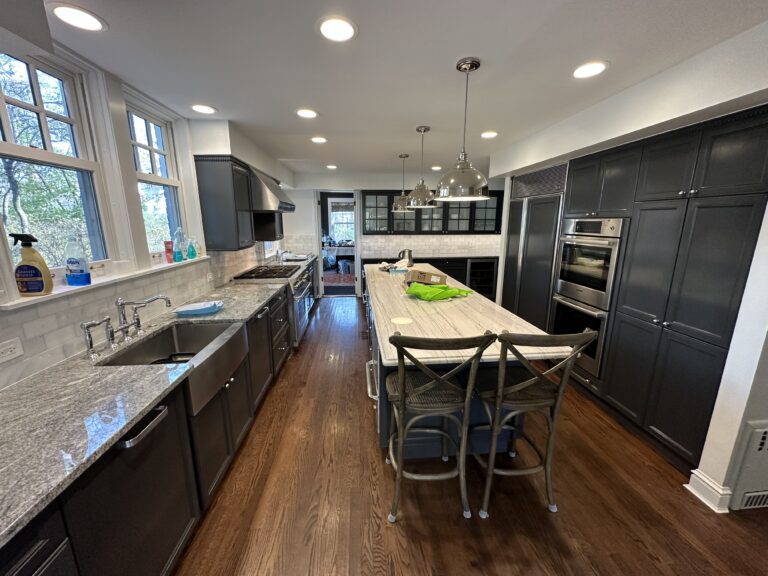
<box><xmin>564</xmin><ymin>148</ymin><xmax>640</xmax><ymax>218</ymax></box>
<box><xmin>693</xmin><ymin>115</ymin><xmax>768</xmax><ymax>197</ymax></box>
<box><xmin>635</xmin><ymin>131</ymin><xmax>701</xmax><ymax>201</ymax></box>
<box><xmin>564</xmin><ymin>157</ymin><xmax>601</xmax><ymax>217</ymax></box>
<box><xmin>616</xmin><ymin>200</ymin><xmax>687</xmax><ymax>323</ymax></box>
<box><xmin>61</xmin><ymin>388</ymin><xmax>199</xmax><ymax>576</ymax></box>
<box><xmin>1</xmin><ymin>504</ymin><xmax>78</xmax><ymax>576</ymax></box>
<box><xmin>467</xmin><ymin>258</ymin><xmax>498</xmax><ymax>301</ymax></box>
<box><xmin>644</xmin><ymin>330</ymin><xmax>728</xmax><ymax>463</ymax></box>
<box><xmin>272</xmin><ymin>324</ymin><xmax>291</xmax><ymax>374</ymax></box>
<box><xmin>224</xmin><ymin>359</ymin><xmax>253</xmax><ymax>452</ymax></box>
<box><xmin>195</xmin><ymin>155</ymin><xmax>254</xmax><ymax>251</ymax></box>
<box><xmin>362</xmin><ymin>190</ymin><xmax>502</xmax><ymax>234</ymax></box>
<box><xmin>189</xmin><ymin>389</ymin><xmax>231</xmax><ymax>510</ymax></box>
<box><xmin>247</xmin><ymin>305</ymin><xmax>274</xmax><ymax>412</ymax></box>
<box><xmin>603</xmin><ymin>313</ymin><xmax>661</xmax><ymax>424</ymax></box>
<box><xmin>664</xmin><ymin>194</ymin><xmax>767</xmax><ymax>348</ymax></box>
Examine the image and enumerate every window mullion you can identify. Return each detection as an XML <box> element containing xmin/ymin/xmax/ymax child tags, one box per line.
<box><xmin>27</xmin><ymin>64</ymin><xmax>54</xmax><ymax>152</ymax></box>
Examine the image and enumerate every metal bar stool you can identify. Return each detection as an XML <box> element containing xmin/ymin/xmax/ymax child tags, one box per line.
<box><xmin>471</xmin><ymin>330</ymin><xmax>596</xmax><ymax>518</ymax></box>
<box><xmin>386</xmin><ymin>331</ymin><xmax>496</xmax><ymax>523</ymax></box>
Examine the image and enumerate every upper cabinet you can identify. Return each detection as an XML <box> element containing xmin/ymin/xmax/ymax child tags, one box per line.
<box><xmin>564</xmin><ymin>146</ymin><xmax>641</xmax><ymax>218</ymax></box>
<box><xmin>693</xmin><ymin>115</ymin><xmax>768</xmax><ymax>197</ymax></box>
<box><xmin>635</xmin><ymin>130</ymin><xmax>701</xmax><ymax>202</ymax></box>
<box><xmin>362</xmin><ymin>190</ymin><xmax>502</xmax><ymax>235</ymax></box>
<box><xmin>195</xmin><ymin>155</ymin><xmax>255</xmax><ymax>251</ymax></box>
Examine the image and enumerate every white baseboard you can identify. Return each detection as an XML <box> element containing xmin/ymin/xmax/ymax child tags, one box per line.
<box><xmin>685</xmin><ymin>469</ymin><xmax>732</xmax><ymax>513</ymax></box>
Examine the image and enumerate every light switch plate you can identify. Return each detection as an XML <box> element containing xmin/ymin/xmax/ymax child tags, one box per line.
<box><xmin>0</xmin><ymin>337</ymin><xmax>23</xmax><ymax>364</ymax></box>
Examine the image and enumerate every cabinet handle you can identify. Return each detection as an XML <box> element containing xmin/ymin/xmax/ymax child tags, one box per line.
<box><xmin>116</xmin><ymin>406</ymin><xmax>168</xmax><ymax>449</ymax></box>
<box><xmin>678</xmin><ymin>190</ymin><xmax>686</xmax><ymax>196</ymax></box>
<box><xmin>662</xmin><ymin>321</ymin><xmax>670</xmax><ymax>327</ymax></box>
<box><xmin>689</xmin><ymin>189</ymin><xmax>698</xmax><ymax>195</ymax></box>
<box><xmin>224</xmin><ymin>376</ymin><xmax>234</xmax><ymax>389</ymax></box>
<box><xmin>365</xmin><ymin>360</ymin><xmax>379</xmax><ymax>401</ymax></box>
<box><xmin>256</xmin><ymin>306</ymin><xmax>270</xmax><ymax>319</ymax></box>
<box><xmin>652</xmin><ymin>318</ymin><xmax>660</xmax><ymax>324</ymax></box>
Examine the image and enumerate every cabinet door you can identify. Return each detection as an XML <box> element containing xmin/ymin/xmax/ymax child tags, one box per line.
<box><xmin>616</xmin><ymin>200</ymin><xmax>687</xmax><ymax>323</ymax></box>
<box><xmin>418</xmin><ymin>204</ymin><xmax>445</xmax><ymax>233</ymax></box>
<box><xmin>34</xmin><ymin>541</ymin><xmax>78</xmax><ymax>576</ymax></box>
<box><xmin>602</xmin><ymin>313</ymin><xmax>661</xmax><ymax>424</ymax></box>
<box><xmin>471</xmin><ymin>191</ymin><xmax>502</xmax><ymax>232</ymax></box>
<box><xmin>62</xmin><ymin>389</ymin><xmax>199</xmax><ymax>576</ymax></box>
<box><xmin>232</xmin><ymin>165</ymin><xmax>251</xmax><ymax>210</ymax></box>
<box><xmin>516</xmin><ymin>195</ymin><xmax>561</xmax><ymax>330</ymax></box>
<box><xmin>501</xmin><ymin>199</ymin><xmax>523</xmax><ymax>311</ymax></box>
<box><xmin>272</xmin><ymin>325</ymin><xmax>291</xmax><ymax>375</ymax></box>
<box><xmin>269</xmin><ymin>289</ymin><xmax>289</xmax><ymax>340</ymax></box>
<box><xmin>644</xmin><ymin>330</ymin><xmax>728</xmax><ymax>464</ymax></box>
<box><xmin>392</xmin><ymin>201</ymin><xmax>416</xmax><ymax>232</ymax></box>
<box><xmin>693</xmin><ymin>116</ymin><xmax>768</xmax><ymax>197</ymax></box>
<box><xmin>636</xmin><ymin>131</ymin><xmax>701</xmax><ymax>201</ymax></box>
<box><xmin>564</xmin><ymin>157</ymin><xmax>601</xmax><ymax>217</ymax></box>
<box><xmin>224</xmin><ymin>359</ymin><xmax>253</xmax><ymax>452</ymax></box>
<box><xmin>664</xmin><ymin>194</ymin><xmax>767</xmax><ymax>347</ymax></box>
<box><xmin>363</xmin><ymin>193</ymin><xmax>391</xmax><ymax>234</ymax></box>
<box><xmin>248</xmin><ymin>306</ymin><xmax>274</xmax><ymax>412</ymax></box>
<box><xmin>597</xmin><ymin>146</ymin><xmax>641</xmax><ymax>216</ymax></box>
<box><xmin>467</xmin><ymin>258</ymin><xmax>498</xmax><ymax>301</ymax></box>
<box><xmin>446</xmin><ymin>202</ymin><xmax>472</xmax><ymax>232</ymax></box>
<box><xmin>237</xmin><ymin>210</ymin><xmax>254</xmax><ymax>248</ymax></box>
<box><xmin>0</xmin><ymin>504</ymin><xmax>75</xmax><ymax>576</ymax></box>
<box><xmin>195</xmin><ymin>159</ymin><xmax>238</xmax><ymax>250</ymax></box>
<box><xmin>189</xmin><ymin>389</ymin><xmax>232</xmax><ymax>510</ymax></box>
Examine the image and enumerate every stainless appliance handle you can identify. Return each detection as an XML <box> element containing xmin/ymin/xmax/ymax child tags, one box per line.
<box><xmin>560</xmin><ymin>236</ymin><xmax>616</xmax><ymax>247</ymax></box>
<box><xmin>293</xmin><ymin>284</ymin><xmax>311</xmax><ymax>301</ymax></box>
<box><xmin>256</xmin><ymin>306</ymin><xmax>270</xmax><ymax>320</ymax></box>
<box><xmin>365</xmin><ymin>360</ymin><xmax>378</xmax><ymax>401</ymax></box>
<box><xmin>116</xmin><ymin>406</ymin><xmax>168</xmax><ymax>449</ymax></box>
<box><xmin>553</xmin><ymin>295</ymin><xmax>607</xmax><ymax>319</ymax></box>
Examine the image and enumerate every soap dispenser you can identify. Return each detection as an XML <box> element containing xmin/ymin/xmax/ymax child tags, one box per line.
<box><xmin>9</xmin><ymin>233</ymin><xmax>53</xmax><ymax>296</ymax></box>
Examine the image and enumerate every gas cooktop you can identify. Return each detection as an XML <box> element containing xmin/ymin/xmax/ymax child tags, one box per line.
<box><xmin>234</xmin><ymin>265</ymin><xmax>300</xmax><ymax>279</ymax></box>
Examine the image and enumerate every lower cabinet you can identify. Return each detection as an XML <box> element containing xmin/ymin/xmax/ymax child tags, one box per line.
<box><xmin>225</xmin><ymin>359</ymin><xmax>254</xmax><ymax>452</ymax></box>
<box><xmin>272</xmin><ymin>325</ymin><xmax>291</xmax><ymax>374</ymax></box>
<box><xmin>247</xmin><ymin>305</ymin><xmax>274</xmax><ymax>412</ymax></box>
<box><xmin>61</xmin><ymin>387</ymin><xmax>199</xmax><ymax>576</ymax></box>
<box><xmin>0</xmin><ymin>504</ymin><xmax>78</xmax><ymax>576</ymax></box>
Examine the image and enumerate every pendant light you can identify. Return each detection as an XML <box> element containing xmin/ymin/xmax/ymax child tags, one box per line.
<box><xmin>391</xmin><ymin>154</ymin><xmax>413</xmax><ymax>213</ymax></box>
<box><xmin>436</xmin><ymin>57</ymin><xmax>489</xmax><ymax>202</ymax></box>
<box><xmin>407</xmin><ymin>126</ymin><xmax>437</xmax><ymax>209</ymax></box>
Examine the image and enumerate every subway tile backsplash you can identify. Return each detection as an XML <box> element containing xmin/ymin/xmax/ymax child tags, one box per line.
<box><xmin>0</xmin><ymin>259</ymin><xmax>212</xmax><ymax>391</ymax></box>
<box><xmin>359</xmin><ymin>235</ymin><xmax>502</xmax><ymax>259</ymax></box>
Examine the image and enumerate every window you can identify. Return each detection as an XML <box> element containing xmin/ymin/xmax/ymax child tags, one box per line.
<box><xmin>0</xmin><ymin>53</ymin><xmax>107</xmax><ymax>266</ymax></box>
<box><xmin>328</xmin><ymin>199</ymin><xmax>355</xmax><ymax>241</ymax></box>
<box><xmin>128</xmin><ymin>109</ymin><xmax>182</xmax><ymax>253</ymax></box>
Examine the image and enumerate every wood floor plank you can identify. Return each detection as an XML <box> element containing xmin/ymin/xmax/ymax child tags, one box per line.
<box><xmin>174</xmin><ymin>297</ymin><xmax>768</xmax><ymax>576</ymax></box>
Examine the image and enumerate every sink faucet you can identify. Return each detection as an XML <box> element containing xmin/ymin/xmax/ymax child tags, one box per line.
<box><xmin>80</xmin><ymin>317</ymin><xmax>115</xmax><ymax>360</ymax></box>
<box><xmin>115</xmin><ymin>295</ymin><xmax>171</xmax><ymax>341</ymax></box>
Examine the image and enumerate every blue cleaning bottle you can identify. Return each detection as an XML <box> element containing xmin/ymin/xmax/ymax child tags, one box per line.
<box><xmin>65</xmin><ymin>234</ymin><xmax>91</xmax><ymax>286</ymax></box>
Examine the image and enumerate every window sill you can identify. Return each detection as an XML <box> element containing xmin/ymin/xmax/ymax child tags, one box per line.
<box><xmin>0</xmin><ymin>256</ymin><xmax>210</xmax><ymax>311</ymax></box>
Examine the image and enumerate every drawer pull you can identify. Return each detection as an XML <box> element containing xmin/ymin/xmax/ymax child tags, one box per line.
<box><xmin>365</xmin><ymin>360</ymin><xmax>378</xmax><ymax>401</ymax></box>
<box><xmin>256</xmin><ymin>306</ymin><xmax>270</xmax><ymax>319</ymax></box>
<box><xmin>116</xmin><ymin>406</ymin><xmax>168</xmax><ymax>449</ymax></box>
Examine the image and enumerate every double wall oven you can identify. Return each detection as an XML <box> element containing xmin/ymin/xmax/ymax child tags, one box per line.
<box><xmin>551</xmin><ymin>218</ymin><xmax>624</xmax><ymax>379</ymax></box>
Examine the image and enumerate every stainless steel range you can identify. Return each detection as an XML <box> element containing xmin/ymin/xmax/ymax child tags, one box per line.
<box><xmin>233</xmin><ymin>259</ymin><xmax>317</xmax><ymax>348</ymax></box>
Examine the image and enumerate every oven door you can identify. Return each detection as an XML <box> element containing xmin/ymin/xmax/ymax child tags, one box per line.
<box><xmin>551</xmin><ymin>294</ymin><xmax>608</xmax><ymax>377</ymax></box>
<box><xmin>555</xmin><ymin>235</ymin><xmax>619</xmax><ymax>310</ymax></box>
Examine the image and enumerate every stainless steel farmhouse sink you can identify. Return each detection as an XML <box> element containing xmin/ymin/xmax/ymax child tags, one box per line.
<box><xmin>102</xmin><ymin>322</ymin><xmax>248</xmax><ymax>415</ymax></box>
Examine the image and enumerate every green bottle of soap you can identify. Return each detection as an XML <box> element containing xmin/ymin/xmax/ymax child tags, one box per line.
<box><xmin>9</xmin><ymin>233</ymin><xmax>53</xmax><ymax>296</ymax></box>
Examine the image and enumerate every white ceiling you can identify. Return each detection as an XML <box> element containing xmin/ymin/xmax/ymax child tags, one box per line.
<box><xmin>47</xmin><ymin>0</ymin><xmax>768</xmax><ymax>177</ymax></box>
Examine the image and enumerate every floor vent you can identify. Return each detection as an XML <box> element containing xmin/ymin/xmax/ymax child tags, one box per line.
<box><xmin>740</xmin><ymin>491</ymin><xmax>768</xmax><ymax>510</ymax></box>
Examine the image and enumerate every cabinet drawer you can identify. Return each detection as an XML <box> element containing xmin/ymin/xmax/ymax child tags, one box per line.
<box><xmin>272</xmin><ymin>324</ymin><xmax>290</xmax><ymax>375</ymax></box>
<box><xmin>269</xmin><ymin>289</ymin><xmax>289</xmax><ymax>340</ymax></box>
<box><xmin>0</xmin><ymin>505</ymin><xmax>70</xmax><ymax>576</ymax></box>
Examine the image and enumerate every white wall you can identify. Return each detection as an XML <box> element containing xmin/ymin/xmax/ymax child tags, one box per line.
<box><xmin>0</xmin><ymin>0</ymin><xmax>53</xmax><ymax>55</ymax></box>
<box><xmin>282</xmin><ymin>190</ymin><xmax>317</xmax><ymax>237</ymax></box>
<box><xmin>489</xmin><ymin>20</ymin><xmax>768</xmax><ymax>177</ymax></box>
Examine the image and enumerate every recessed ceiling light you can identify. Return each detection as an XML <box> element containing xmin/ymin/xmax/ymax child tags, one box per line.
<box><xmin>191</xmin><ymin>104</ymin><xmax>217</xmax><ymax>114</ymax></box>
<box><xmin>431</xmin><ymin>165</ymin><xmax>442</xmax><ymax>171</ymax></box>
<box><xmin>327</xmin><ymin>164</ymin><xmax>337</xmax><ymax>170</ymax></box>
<box><xmin>481</xmin><ymin>131</ymin><xmax>498</xmax><ymax>139</ymax></box>
<box><xmin>573</xmin><ymin>61</ymin><xmax>608</xmax><ymax>79</ymax></box>
<box><xmin>319</xmin><ymin>16</ymin><xmax>357</xmax><ymax>42</ymax></box>
<box><xmin>311</xmin><ymin>136</ymin><xmax>327</xmax><ymax>144</ymax></box>
<box><xmin>296</xmin><ymin>108</ymin><xmax>318</xmax><ymax>119</ymax></box>
<box><xmin>50</xmin><ymin>3</ymin><xmax>108</xmax><ymax>31</ymax></box>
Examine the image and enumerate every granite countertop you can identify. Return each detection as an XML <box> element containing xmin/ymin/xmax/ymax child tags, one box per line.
<box><xmin>364</xmin><ymin>263</ymin><xmax>571</xmax><ymax>367</ymax></box>
<box><xmin>0</xmin><ymin>281</ymin><xmax>286</xmax><ymax>549</ymax></box>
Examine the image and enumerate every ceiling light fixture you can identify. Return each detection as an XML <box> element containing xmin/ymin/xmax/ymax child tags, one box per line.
<box><xmin>431</xmin><ymin>165</ymin><xmax>442</xmax><ymax>171</ymax></box>
<box><xmin>296</xmin><ymin>108</ymin><xmax>318</xmax><ymax>119</ymax></box>
<box><xmin>191</xmin><ymin>104</ymin><xmax>217</xmax><ymax>114</ymax></box>
<box><xmin>573</xmin><ymin>61</ymin><xmax>607</xmax><ymax>79</ymax></box>
<box><xmin>326</xmin><ymin>164</ymin><xmax>337</xmax><ymax>170</ymax></box>
<box><xmin>311</xmin><ymin>136</ymin><xmax>327</xmax><ymax>144</ymax></box>
<box><xmin>50</xmin><ymin>3</ymin><xmax>108</xmax><ymax>31</ymax></box>
<box><xmin>392</xmin><ymin>154</ymin><xmax>413</xmax><ymax>213</ymax></box>
<box><xmin>319</xmin><ymin>16</ymin><xmax>357</xmax><ymax>42</ymax></box>
<box><xmin>436</xmin><ymin>57</ymin><xmax>489</xmax><ymax>202</ymax></box>
<box><xmin>481</xmin><ymin>131</ymin><xmax>498</xmax><ymax>139</ymax></box>
<box><xmin>407</xmin><ymin>126</ymin><xmax>437</xmax><ymax>209</ymax></box>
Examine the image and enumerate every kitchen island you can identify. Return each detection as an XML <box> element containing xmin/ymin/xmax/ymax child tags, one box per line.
<box><xmin>363</xmin><ymin>263</ymin><xmax>570</xmax><ymax>454</ymax></box>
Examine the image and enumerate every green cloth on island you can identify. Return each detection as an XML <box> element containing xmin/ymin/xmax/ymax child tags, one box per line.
<box><xmin>405</xmin><ymin>282</ymin><xmax>472</xmax><ymax>301</ymax></box>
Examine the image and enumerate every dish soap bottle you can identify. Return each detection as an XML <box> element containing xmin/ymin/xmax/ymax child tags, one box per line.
<box><xmin>186</xmin><ymin>235</ymin><xmax>197</xmax><ymax>259</ymax></box>
<box><xmin>172</xmin><ymin>227</ymin><xmax>185</xmax><ymax>262</ymax></box>
<box><xmin>9</xmin><ymin>233</ymin><xmax>53</xmax><ymax>296</ymax></box>
<box><xmin>64</xmin><ymin>234</ymin><xmax>91</xmax><ymax>286</ymax></box>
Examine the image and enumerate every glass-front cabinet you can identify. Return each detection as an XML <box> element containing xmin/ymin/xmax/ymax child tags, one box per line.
<box><xmin>362</xmin><ymin>190</ymin><xmax>502</xmax><ymax>235</ymax></box>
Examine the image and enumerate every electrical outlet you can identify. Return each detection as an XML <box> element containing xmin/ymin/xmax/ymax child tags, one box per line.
<box><xmin>0</xmin><ymin>337</ymin><xmax>23</xmax><ymax>364</ymax></box>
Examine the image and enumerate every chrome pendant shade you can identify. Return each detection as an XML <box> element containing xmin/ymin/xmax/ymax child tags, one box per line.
<box><xmin>391</xmin><ymin>153</ymin><xmax>412</xmax><ymax>213</ymax></box>
<box><xmin>436</xmin><ymin>57</ymin><xmax>489</xmax><ymax>202</ymax></box>
<box><xmin>407</xmin><ymin>126</ymin><xmax>437</xmax><ymax>209</ymax></box>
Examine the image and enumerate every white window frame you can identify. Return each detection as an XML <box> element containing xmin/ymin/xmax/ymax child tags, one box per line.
<box><xmin>0</xmin><ymin>52</ymin><xmax>115</xmax><ymax>286</ymax></box>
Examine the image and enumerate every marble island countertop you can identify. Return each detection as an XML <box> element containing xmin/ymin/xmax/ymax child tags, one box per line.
<box><xmin>364</xmin><ymin>264</ymin><xmax>571</xmax><ymax>367</ymax></box>
<box><xmin>0</xmin><ymin>280</ymin><xmax>287</xmax><ymax>549</ymax></box>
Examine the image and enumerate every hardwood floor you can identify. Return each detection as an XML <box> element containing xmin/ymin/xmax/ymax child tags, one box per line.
<box><xmin>175</xmin><ymin>297</ymin><xmax>767</xmax><ymax>576</ymax></box>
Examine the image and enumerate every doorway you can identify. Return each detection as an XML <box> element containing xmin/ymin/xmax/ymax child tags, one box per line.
<box><xmin>319</xmin><ymin>192</ymin><xmax>356</xmax><ymax>296</ymax></box>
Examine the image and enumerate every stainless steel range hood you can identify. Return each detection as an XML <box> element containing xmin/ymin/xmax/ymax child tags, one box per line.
<box><xmin>251</xmin><ymin>170</ymin><xmax>295</xmax><ymax>213</ymax></box>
